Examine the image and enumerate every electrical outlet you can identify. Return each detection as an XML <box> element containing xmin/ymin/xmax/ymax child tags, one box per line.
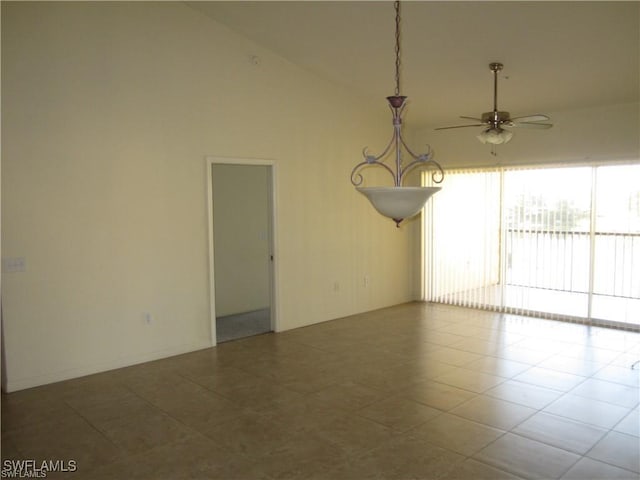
<box><xmin>2</xmin><ymin>257</ymin><xmax>26</xmax><ymax>273</ymax></box>
<box><xmin>143</xmin><ymin>312</ymin><xmax>153</xmax><ymax>324</ymax></box>
<box><xmin>364</xmin><ymin>275</ymin><xmax>370</xmax><ymax>287</ymax></box>
<box><xmin>333</xmin><ymin>281</ymin><xmax>340</xmax><ymax>293</ymax></box>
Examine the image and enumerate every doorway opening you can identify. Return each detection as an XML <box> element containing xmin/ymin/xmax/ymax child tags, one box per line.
<box><xmin>206</xmin><ymin>157</ymin><xmax>277</xmax><ymax>344</ymax></box>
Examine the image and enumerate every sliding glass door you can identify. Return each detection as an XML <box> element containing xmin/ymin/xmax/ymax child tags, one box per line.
<box><xmin>591</xmin><ymin>166</ymin><xmax>640</xmax><ymax>324</ymax></box>
<box><xmin>424</xmin><ymin>163</ymin><xmax>640</xmax><ymax>328</ymax></box>
<box><xmin>427</xmin><ymin>170</ymin><xmax>501</xmax><ymax>311</ymax></box>
<box><xmin>502</xmin><ymin>167</ymin><xmax>593</xmax><ymax>319</ymax></box>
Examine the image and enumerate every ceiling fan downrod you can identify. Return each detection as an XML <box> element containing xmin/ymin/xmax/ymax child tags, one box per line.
<box><xmin>490</xmin><ymin>62</ymin><xmax>502</xmax><ymax>114</ymax></box>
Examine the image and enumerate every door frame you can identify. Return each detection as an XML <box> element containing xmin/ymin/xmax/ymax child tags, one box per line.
<box><xmin>205</xmin><ymin>156</ymin><xmax>279</xmax><ymax>346</ymax></box>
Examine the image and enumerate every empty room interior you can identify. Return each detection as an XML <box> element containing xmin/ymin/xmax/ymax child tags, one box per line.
<box><xmin>1</xmin><ymin>2</ymin><xmax>639</xmax><ymax>479</ymax></box>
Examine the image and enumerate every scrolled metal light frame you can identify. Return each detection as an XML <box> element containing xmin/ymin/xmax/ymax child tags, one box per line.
<box><xmin>350</xmin><ymin>95</ymin><xmax>444</xmax><ymax>188</ymax></box>
<box><xmin>351</xmin><ymin>0</ymin><xmax>444</xmax><ymax>227</ymax></box>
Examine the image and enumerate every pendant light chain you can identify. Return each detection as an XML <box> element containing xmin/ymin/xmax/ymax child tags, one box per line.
<box><xmin>394</xmin><ymin>0</ymin><xmax>401</xmax><ymax>96</ymax></box>
<box><xmin>351</xmin><ymin>0</ymin><xmax>444</xmax><ymax>227</ymax></box>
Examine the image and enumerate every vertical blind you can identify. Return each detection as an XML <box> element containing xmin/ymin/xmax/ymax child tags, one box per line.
<box><xmin>424</xmin><ymin>163</ymin><xmax>640</xmax><ymax>329</ymax></box>
<box><xmin>425</xmin><ymin>169</ymin><xmax>501</xmax><ymax>312</ymax></box>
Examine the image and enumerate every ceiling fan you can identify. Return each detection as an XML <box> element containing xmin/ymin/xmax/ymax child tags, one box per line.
<box><xmin>436</xmin><ymin>62</ymin><xmax>553</xmax><ymax>155</ymax></box>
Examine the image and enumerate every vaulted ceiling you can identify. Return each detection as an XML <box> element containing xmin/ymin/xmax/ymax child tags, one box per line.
<box><xmin>187</xmin><ymin>1</ymin><xmax>639</xmax><ymax>128</ymax></box>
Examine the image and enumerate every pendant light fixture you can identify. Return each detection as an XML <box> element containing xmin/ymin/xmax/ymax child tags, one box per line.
<box><xmin>351</xmin><ymin>0</ymin><xmax>443</xmax><ymax>227</ymax></box>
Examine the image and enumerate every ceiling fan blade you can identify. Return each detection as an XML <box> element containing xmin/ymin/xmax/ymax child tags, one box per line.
<box><xmin>511</xmin><ymin>122</ymin><xmax>553</xmax><ymax>129</ymax></box>
<box><xmin>435</xmin><ymin>124</ymin><xmax>485</xmax><ymax>130</ymax></box>
<box><xmin>511</xmin><ymin>114</ymin><xmax>550</xmax><ymax>122</ymax></box>
<box><xmin>460</xmin><ymin>116</ymin><xmax>484</xmax><ymax>122</ymax></box>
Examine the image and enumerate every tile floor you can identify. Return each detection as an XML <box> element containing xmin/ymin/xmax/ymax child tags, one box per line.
<box><xmin>2</xmin><ymin>302</ymin><xmax>639</xmax><ymax>479</ymax></box>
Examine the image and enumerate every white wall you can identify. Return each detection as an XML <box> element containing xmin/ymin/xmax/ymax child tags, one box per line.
<box><xmin>1</xmin><ymin>2</ymin><xmax>416</xmax><ymax>391</ymax></box>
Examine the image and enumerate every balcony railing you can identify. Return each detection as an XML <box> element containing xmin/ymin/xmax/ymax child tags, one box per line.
<box><xmin>505</xmin><ymin>229</ymin><xmax>640</xmax><ymax>300</ymax></box>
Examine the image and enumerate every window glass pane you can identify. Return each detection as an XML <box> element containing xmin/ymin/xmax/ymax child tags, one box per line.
<box><xmin>592</xmin><ymin>164</ymin><xmax>640</xmax><ymax>325</ymax></box>
<box><xmin>502</xmin><ymin>167</ymin><xmax>592</xmax><ymax>318</ymax></box>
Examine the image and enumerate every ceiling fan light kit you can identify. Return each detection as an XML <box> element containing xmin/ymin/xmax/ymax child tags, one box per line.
<box><xmin>477</xmin><ymin>127</ymin><xmax>513</xmax><ymax>145</ymax></box>
<box><xmin>436</xmin><ymin>62</ymin><xmax>553</xmax><ymax>155</ymax></box>
<box><xmin>351</xmin><ymin>1</ymin><xmax>444</xmax><ymax>228</ymax></box>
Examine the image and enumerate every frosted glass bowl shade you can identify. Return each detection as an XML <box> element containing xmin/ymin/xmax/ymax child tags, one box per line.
<box><xmin>357</xmin><ymin>186</ymin><xmax>441</xmax><ymax>223</ymax></box>
<box><xmin>477</xmin><ymin>127</ymin><xmax>513</xmax><ymax>145</ymax></box>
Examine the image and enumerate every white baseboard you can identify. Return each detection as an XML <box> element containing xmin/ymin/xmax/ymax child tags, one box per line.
<box><xmin>3</xmin><ymin>339</ymin><xmax>213</xmax><ymax>393</ymax></box>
